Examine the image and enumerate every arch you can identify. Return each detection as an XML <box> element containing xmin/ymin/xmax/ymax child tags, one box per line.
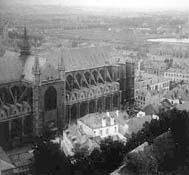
<box><xmin>79</xmin><ymin>91</ymin><xmax>86</xmax><ymax>101</ymax></box>
<box><xmin>80</xmin><ymin>102</ymin><xmax>88</xmax><ymax>118</ymax></box>
<box><xmin>97</xmin><ymin>98</ymin><xmax>103</xmax><ymax>112</ymax></box>
<box><xmin>44</xmin><ymin>86</ymin><xmax>57</xmax><ymax>111</ymax></box>
<box><xmin>100</xmin><ymin>69</ymin><xmax>106</xmax><ymax>81</ymax></box>
<box><xmin>26</xmin><ymin>87</ymin><xmax>33</xmax><ymax>105</ymax></box>
<box><xmin>89</xmin><ymin>100</ymin><xmax>96</xmax><ymax>113</ymax></box>
<box><xmin>11</xmin><ymin>85</ymin><xmax>21</xmax><ymax>102</ymax></box>
<box><xmin>70</xmin><ymin>104</ymin><xmax>78</xmax><ymax>121</ymax></box>
<box><xmin>105</xmin><ymin>96</ymin><xmax>111</xmax><ymax>111</ymax></box>
<box><xmin>75</xmin><ymin>73</ymin><xmax>83</xmax><ymax>87</ymax></box>
<box><xmin>66</xmin><ymin>74</ymin><xmax>79</xmax><ymax>90</ymax></box>
<box><xmin>0</xmin><ymin>87</ymin><xmax>13</xmax><ymax>104</ymax></box>
<box><xmin>0</xmin><ymin>109</ymin><xmax>7</xmax><ymax>120</ymax></box>
<box><xmin>88</xmin><ymin>89</ymin><xmax>94</xmax><ymax>99</ymax></box>
<box><xmin>84</xmin><ymin>71</ymin><xmax>91</xmax><ymax>84</ymax></box>
<box><xmin>11</xmin><ymin>118</ymin><xmax>22</xmax><ymax>139</ymax></box>
<box><xmin>70</xmin><ymin>93</ymin><xmax>77</xmax><ymax>103</ymax></box>
<box><xmin>92</xmin><ymin>70</ymin><xmax>98</xmax><ymax>82</ymax></box>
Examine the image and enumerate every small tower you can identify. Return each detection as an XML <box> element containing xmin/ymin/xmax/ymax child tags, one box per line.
<box><xmin>20</xmin><ymin>27</ymin><xmax>30</xmax><ymax>57</ymax></box>
<box><xmin>33</xmin><ymin>54</ymin><xmax>41</xmax><ymax>85</ymax></box>
<box><xmin>57</xmin><ymin>52</ymin><xmax>66</xmax><ymax>130</ymax></box>
<box><xmin>58</xmin><ymin>53</ymin><xmax>66</xmax><ymax>81</ymax></box>
<box><xmin>32</xmin><ymin>51</ymin><xmax>42</xmax><ymax>136</ymax></box>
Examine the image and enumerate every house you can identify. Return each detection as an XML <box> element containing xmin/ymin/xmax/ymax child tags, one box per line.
<box><xmin>77</xmin><ymin>112</ymin><xmax>120</xmax><ymax>139</ymax></box>
<box><xmin>0</xmin><ymin>146</ymin><xmax>15</xmax><ymax>175</ymax></box>
<box><xmin>142</xmin><ymin>104</ymin><xmax>159</xmax><ymax>116</ymax></box>
<box><xmin>136</xmin><ymin>87</ymin><xmax>166</xmax><ymax>109</ymax></box>
<box><xmin>163</xmin><ymin>84</ymin><xmax>189</xmax><ymax>105</ymax></box>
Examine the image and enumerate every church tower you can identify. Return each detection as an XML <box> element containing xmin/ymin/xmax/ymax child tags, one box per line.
<box><xmin>20</xmin><ymin>27</ymin><xmax>30</xmax><ymax>57</ymax></box>
<box><xmin>58</xmin><ymin>54</ymin><xmax>66</xmax><ymax>80</ymax></box>
<box><xmin>57</xmin><ymin>53</ymin><xmax>66</xmax><ymax>129</ymax></box>
<box><xmin>32</xmin><ymin>53</ymin><xmax>42</xmax><ymax>136</ymax></box>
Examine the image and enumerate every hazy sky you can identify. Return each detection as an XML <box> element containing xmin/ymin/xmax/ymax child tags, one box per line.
<box><xmin>5</xmin><ymin>0</ymin><xmax>189</xmax><ymax>11</ymax></box>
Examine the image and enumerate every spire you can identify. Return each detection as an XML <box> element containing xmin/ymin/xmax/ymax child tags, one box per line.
<box><xmin>33</xmin><ymin>46</ymin><xmax>40</xmax><ymax>76</ymax></box>
<box><xmin>58</xmin><ymin>52</ymin><xmax>66</xmax><ymax>80</ymax></box>
<box><xmin>58</xmin><ymin>53</ymin><xmax>65</xmax><ymax>71</ymax></box>
<box><xmin>20</xmin><ymin>26</ymin><xmax>30</xmax><ymax>56</ymax></box>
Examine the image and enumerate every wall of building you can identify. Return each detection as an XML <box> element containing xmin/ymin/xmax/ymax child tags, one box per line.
<box><xmin>77</xmin><ymin>120</ymin><xmax>94</xmax><ymax>136</ymax></box>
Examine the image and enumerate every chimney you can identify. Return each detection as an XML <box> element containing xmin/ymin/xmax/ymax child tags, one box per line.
<box><xmin>106</xmin><ymin>112</ymin><xmax>110</xmax><ymax>117</ymax></box>
<box><xmin>102</xmin><ymin>117</ymin><xmax>106</xmax><ymax>127</ymax></box>
<box><xmin>116</xmin><ymin>110</ymin><xmax>119</xmax><ymax>117</ymax></box>
<box><xmin>110</xmin><ymin>116</ymin><xmax>114</xmax><ymax>126</ymax></box>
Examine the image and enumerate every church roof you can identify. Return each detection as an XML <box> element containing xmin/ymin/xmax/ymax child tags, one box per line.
<box><xmin>23</xmin><ymin>46</ymin><xmax>115</xmax><ymax>82</ymax></box>
<box><xmin>0</xmin><ymin>50</ymin><xmax>23</xmax><ymax>83</ymax></box>
<box><xmin>0</xmin><ymin>46</ymin><xmax>116</xmax><ymax>83</ymax></box>
<box><xmin>42</xmin><ymin>46</ymin><xmax>113</xmax><ymax>72</ymax></box>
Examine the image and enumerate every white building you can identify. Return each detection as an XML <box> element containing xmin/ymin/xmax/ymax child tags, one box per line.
<box><xmin>77</xmin><ymin>112</ymin><xmax>119</xmax><ymax>139</ymax></box>
<box><xmin>164</xmin><ymin>68</ymin><xmax>189</xmax><ymax>83</ymax></box>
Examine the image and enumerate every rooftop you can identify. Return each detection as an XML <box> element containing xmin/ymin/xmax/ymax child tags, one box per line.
<box><xmin>176</xmin><ymin>102</ymin><xmax>189</xmax><ymax>111</ymax></box>
<box><xmin>125</xmin><ymin>115</ymin><xmax>152</xmax><ymax>135</ymax></box>
<box><xmin>79</xmin><ymin>112</ymin><xmax>117</xmax><ymax>129</ymax></box>
<box><xmin>166</xmin><ymin>67</ymin><xmax>189</xmax><ymax>74</ymax></box>
<box><xmin>0</xmin><ymin>50</ymin><xmax>23</xmax><ymax>83</ymax></box>
<box><xmin>163</xmin><ymin>85</ymin><xmax>189</xmax><ymax>101</ymax></box>
<box><xmin>0</xmin><ymin>146</ymin><xmax>15</xmax><ymax>171</ymax></box>
<box><xmin>137</xmin><ymin>88</ymin><xmax>166</xmax><ymax>97</ymax></box>
<box><xmin>135</xmin><ymin>73</ymin><xmax>169</xmax><ymax>89</ymax></box>
<box><xmin>142</xmin><ymin>104</ymin><xmax>158</xmax><ymax>116</ymax></box>
<box><xmin>0</xmin><ymin>46</ymin><xmax>118</xmax><ymax>83</ymax></box>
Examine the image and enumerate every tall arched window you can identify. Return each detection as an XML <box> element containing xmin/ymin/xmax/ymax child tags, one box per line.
<box><xmin>44</xmin><ymin>86</ymin><xmax>57</xmax><ymax>111</ymax></box>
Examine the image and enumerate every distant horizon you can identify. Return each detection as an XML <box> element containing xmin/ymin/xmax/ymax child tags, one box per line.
<box><xmin>2</xmin><ymin>0</ymin><xmax>189</xmax><ymax>12</ymax></box>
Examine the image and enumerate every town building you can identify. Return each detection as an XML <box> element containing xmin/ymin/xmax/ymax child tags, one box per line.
<box><xmin>0</xmin><ymin>146</ymin><xmax>15</xmax><ymax>175</ymax></box>
<box><xmin>135</xmin><ymin>73</ymin><xmax>170</xmax><ymax>98</ymax></box>
<box><xmin>163</xmin><ymin>84</ymin><xmax>189</xmax><ymax>105</ymax></box>
<box><xmin>164</xmin><ymin>67</ymin><xmax>189</xmax><ymax>83</ymax></box>
<box><xmin>135</xmin><ymin>88</ymin><xmax>167</xmax><ymax>109</ymax></box>
<box><xmin>61</xmin><ymin>110</ymin><xmax>153</xmax><ymax>156</ymax></box>
<box><xmin>0</xmin><ymin>28</ymin><xmax>135</xmax><ymax>150</ymax></box>
<box><xmin>142</xmin><ymin>57</ymin><xmax>168</xmax><ymax>76</ymax></box>
<box><xmin>77</xmin><ymin>112</ymin><xmax>120</xmax><ymax>139</ymax></box>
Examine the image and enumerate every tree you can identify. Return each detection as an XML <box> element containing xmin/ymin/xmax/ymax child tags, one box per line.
<box><xmin>33</xmin><ymin>139</ymin><xmax>71</xmax><ymax>175</ymax></box>
<box><xmin>126</xmin><ymin>146</ymin><xmax>158</xmax><ymax>175</ymax></box>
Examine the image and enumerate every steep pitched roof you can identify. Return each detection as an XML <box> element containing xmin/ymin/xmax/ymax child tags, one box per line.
<box><xmin>163</xmin><ymin>85</ymin><xmax>189</xmax><ymax>102</ymax></box>
<box><xmin>0</xmin><ymin>146</ymin><xmax>14</xmax><ymax>171</ymax></box>
<box><xmin>142</xmin><ymin>104</ymin><xmax>157</xmax><ymax>116</ymax></box>
<box><xmin>126</xmin><ymin>115</ymin><xmax>152</xmax><ymax>135</ymax></box>
<box><xmin>0</xmin><ymin>51</ymin><xmax>23</xmax><ymax>83</ymax></box>
<box><xmin>23</xmin><ymin>46</ymin><xmax>114</xmax><ymax>82</ymax></box>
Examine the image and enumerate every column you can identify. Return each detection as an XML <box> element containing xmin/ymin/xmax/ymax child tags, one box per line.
<box><xmin>95</xmin><ymin>99</ymin><xmax>97</xmax><ymax>113</ymax></box>
<box><xmin>8</xmin><ymin>120</ymin><xmax>12</xmax><ymax>142</ymax></box>
<box><xmin>87</xmin><ymin>101</ymin><xmax>89</xmax><ymax>114</ymax></box>
<box><xmin>110</xmin><ymin>94</ymin><xmax>113</xmax><ymax>111</ymax></box>
<box><xmin>103</xmin><ymin>96</ymin><xmax>106</xmax><ymax>112</ymax></box>
<box><xmin>21</xmin><ymin>117</ymin><xmax>25</xmax><ymax>138</ymax></box>
<box><xmin>118</xmin><ymin>91</ymin><xmax>121</xmax><ymax>110</ymax></box>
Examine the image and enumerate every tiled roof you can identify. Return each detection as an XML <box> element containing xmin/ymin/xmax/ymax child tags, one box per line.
<box><xmin>135</xmin><ymin>73</ymin><xmax>169</xmax><ymax>89</ymax></box>
<box><xmin>142</xmin><ymin>104</ymin><xmax>157</xmax><ymax>115</ymax></box>
<box><xmin>163</xmin><ymin>85</ymin><xmax>189</xmax><ymax>101</ymax></box>
<box><xmin>176</xmin><ymin>102</ymin><xmax>189</xmax><ymax>111</ymax></box>
<box><xmin>79</xmin><ymin>112</ymin><xmax>114</xmax><ymax>129</ymax></box>
<box><xmin>0</xmin><ymin>51</ymin><xmax>23</xmax><ymax>83</ymax></box>
<box><xmin>0</xmin><ymin>146</ymin><xmax>12</xmax><ymax>165</ymax></box>
<box><xmin>125</xmin><ymin>115</ymin><xmax>152</xmax><ymax>135</ymax></box>
<box><xmin>166</xmin><ymin>67</ymin><xmax>189</xmax><ymax>74</ymax></box>
<box><xmin>0</xmin><ymin>146</ymin><xmax>15</xmax><ymax>171</ymax></box>
<box><xmin>23</xmin><ymin>46</ymin><xmax>115</xmax><ymax>82</ymax></box>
